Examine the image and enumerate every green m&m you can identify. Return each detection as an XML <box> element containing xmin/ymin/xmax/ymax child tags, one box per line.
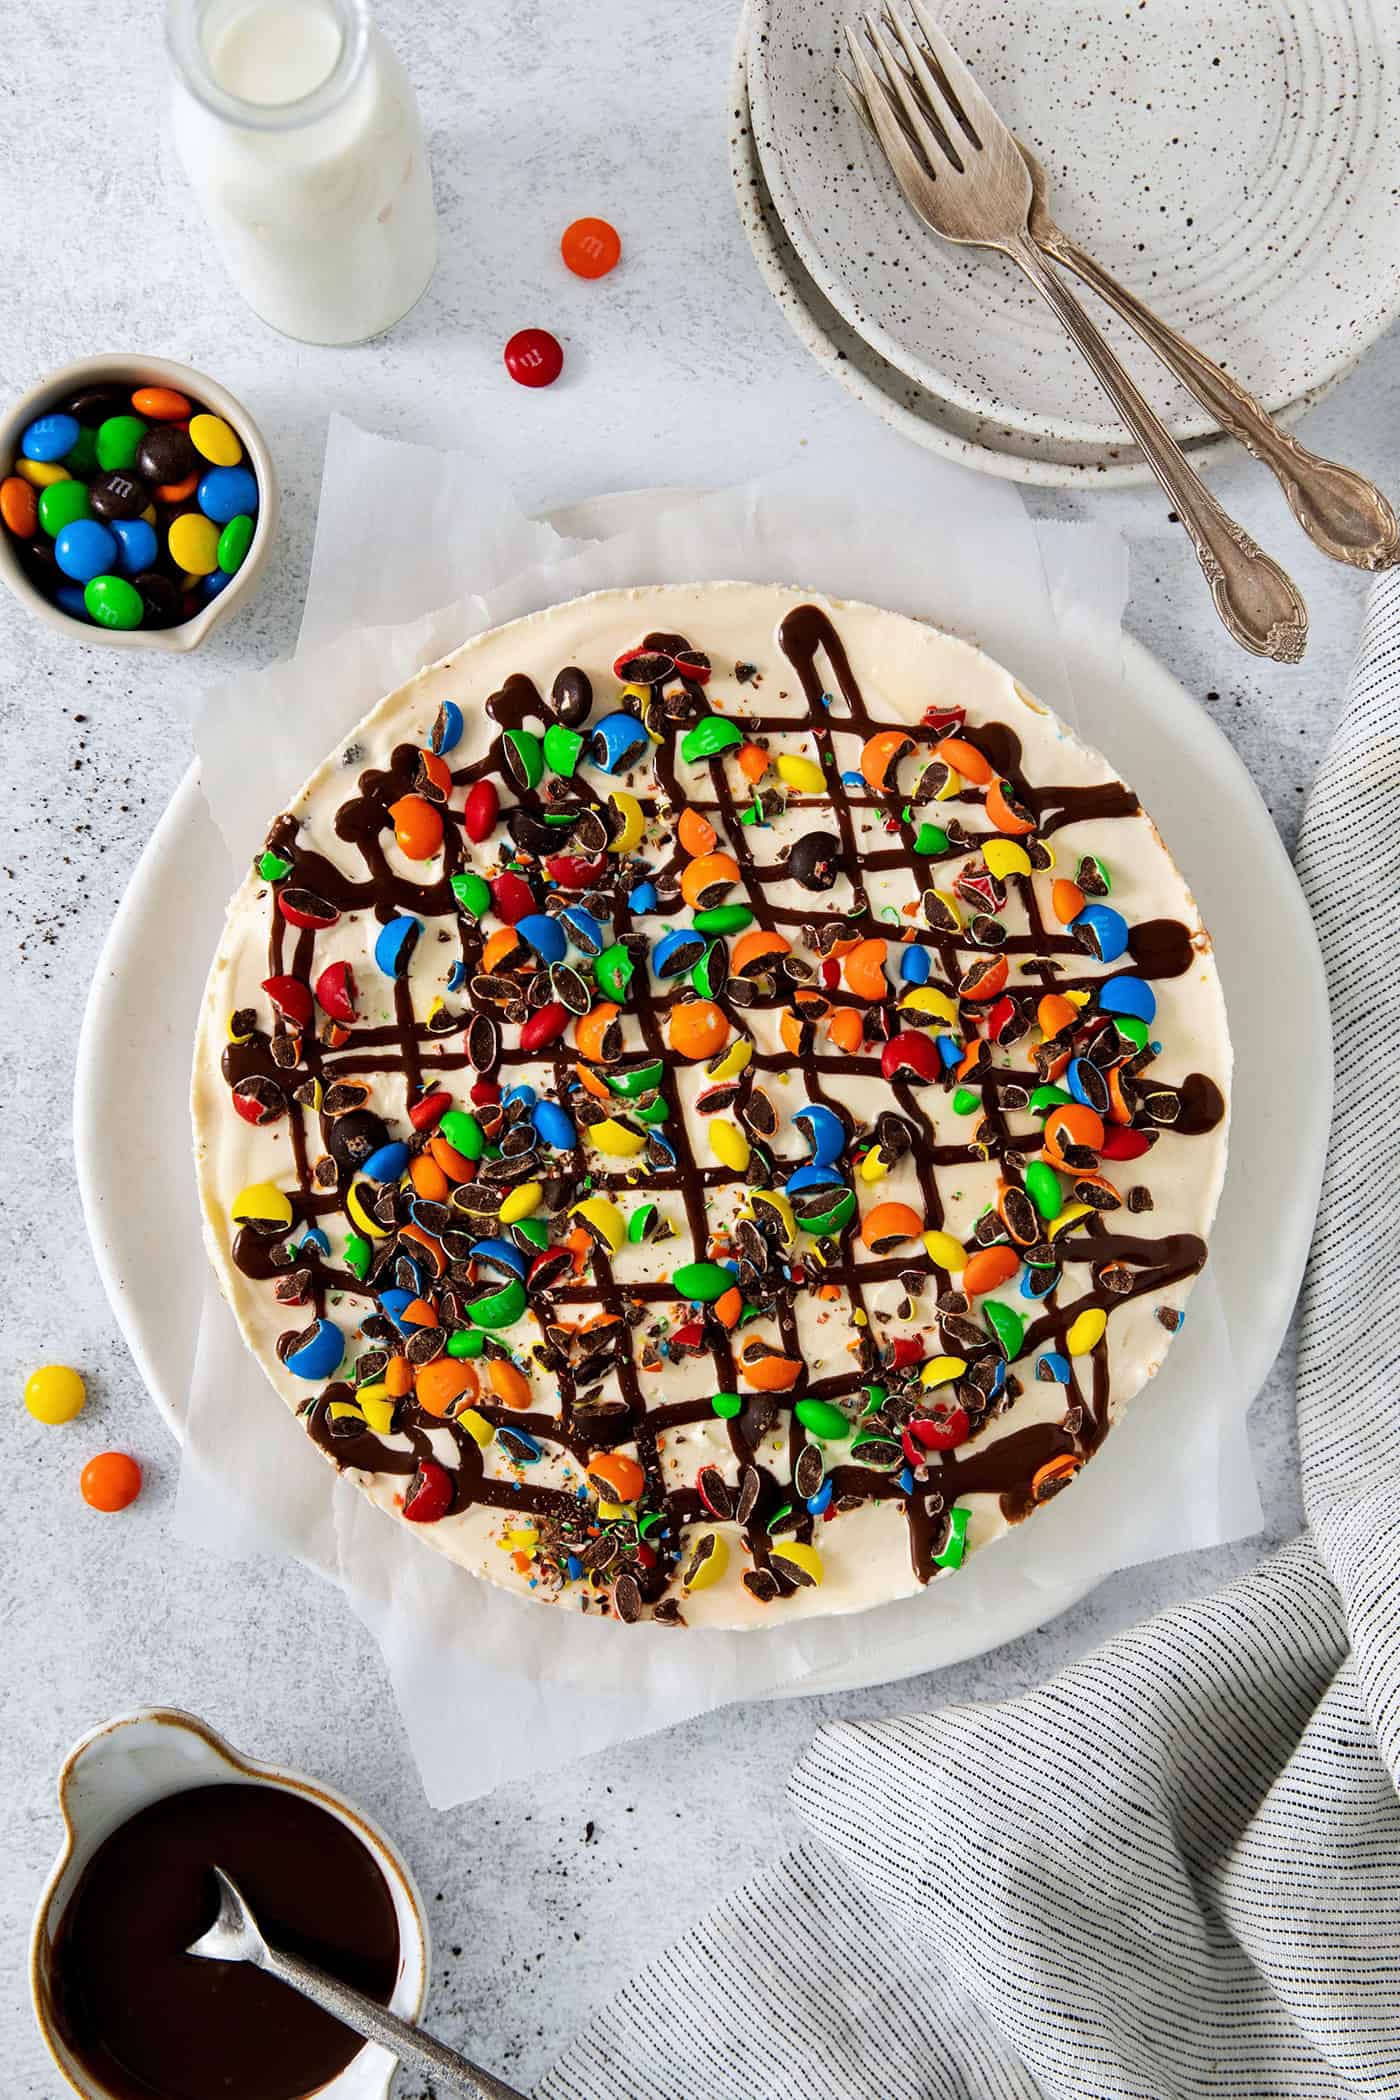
<box><xmin>38</xmin><ymin>480</ymin><xmax>90</xmax><ymax>536</ymax></box>
<box><xmin>218</xmin><ymin>513</ymin><xmax>255</xmax><ymax>575</ymax></box>
<box><xmin>84</xmin><ymin>575</ymin><xmax>143</xmax><ymax>629</ymax></box>
<box><xmin>681</xmin><ymin>714</ymin><xmax>744</xmax><ymax>762</ymax></box>
<box><xmin>95</xmin><ymin>414</ymin><xmax>147</xmax><ymax>471</ymax></box>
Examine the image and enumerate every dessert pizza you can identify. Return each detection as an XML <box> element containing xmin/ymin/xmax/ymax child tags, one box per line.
<box><xmin>193</xmin><ymin>585</ymin><xmax>1229</xmax><ymax>1628</ymax></box>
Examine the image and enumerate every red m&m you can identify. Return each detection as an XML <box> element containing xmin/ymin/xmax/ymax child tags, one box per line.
<box><xmin>504</xmin><ymin>329</ymin><xmax>564</xmax><ymax>389</ymax></box>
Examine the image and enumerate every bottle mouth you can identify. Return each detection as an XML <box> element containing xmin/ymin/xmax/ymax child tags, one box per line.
<box><xmin>164</xmin><ymin>0</ymin><xmax>370</xmax><ymax>132</ymax></box>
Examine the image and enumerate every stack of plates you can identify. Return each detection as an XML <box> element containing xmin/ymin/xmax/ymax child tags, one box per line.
<box><xmin>733</xmin><ymin>0</ymin><xmax>1400</xmax><ymax>486</ymax></box>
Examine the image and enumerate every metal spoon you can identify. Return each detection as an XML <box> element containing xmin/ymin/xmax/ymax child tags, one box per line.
<box><xmin>187</xmin><ymin>1866</ymin><xmax>528</xmax><ymax>2100</ymax></box>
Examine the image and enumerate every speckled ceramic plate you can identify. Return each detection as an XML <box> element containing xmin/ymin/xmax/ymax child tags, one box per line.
<box><xmin>727</xmin><ymin>26</ymin><xmax>1341</xmax><ymax>488</ymax></box>
<box><xmin>746</xmin><ymin>0</ymin><xmax>1400</xmax><ymax>449</ymax></box>
<box><xmin>73</xmin><ymin>490</ymin><xmax>1329</xmax><ymax>1690</ymax></box>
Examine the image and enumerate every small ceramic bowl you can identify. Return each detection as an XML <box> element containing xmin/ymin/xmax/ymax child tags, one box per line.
<box><xmin>0</xmin><ymin>354</ymin><xmax>277</xmax><ymax>653</ymax></box>
<box><xmin>30</xmin><ymin>1708</ymin><xmax>429</xmax><ymax>2100</ymax></box>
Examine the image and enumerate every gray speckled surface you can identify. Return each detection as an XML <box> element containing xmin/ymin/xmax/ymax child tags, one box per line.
<box><xmin>1</xmin><ymin>0</ymin><xmax>1395</xmax><ymax>2093</ymax></box>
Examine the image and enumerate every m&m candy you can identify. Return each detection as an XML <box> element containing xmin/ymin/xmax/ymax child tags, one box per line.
<box><xmin>188</xmin><ymin>413</ymin><xmax>243</xmax><ymax>465</ymax></box>
<box><xmin>110</xmin><ymin>518</ymin><xmax>158</xmax><ymax>574</ymax></box>
<box><xmin>168</xmin><ymin>513</ymin><xmax>221</xmax><ymax>576</ymax></box>
<box><xmin>24</xmin><ymin>1364</ymin><xmax>87</xmax><ymax>1424</ymax></box>
<box><xmin>22</xmin><ymin>413</ymin><xmax>80</xmax><ymax>462</ymax></box>
<box><xmin>197</xmin><ymin>464</ymin><xmax>258</xmax><ymax>523</ymax></box>
<box><xmin>504</xmin><ymin>328</ymin><xmax>564</xmax><ymax>388</ymax></box>
<box><xmin>54</xmin><ymin>519</ymin><xmax>117</xmax><ymax>583</ymax></box>
<box><xmin>132</xmin><ymin>385</ymin><xmax>192</xmax><ymax>420</ymax></box>
<box><xmin>560</xmin><ymin>217</ymin><xmax>621</xmax><ymax>278</ymax></box>
<box><xmin>81</xmin><ymin>1450</ymin><xmax>143</xmax><ymax>1512</ymax></box>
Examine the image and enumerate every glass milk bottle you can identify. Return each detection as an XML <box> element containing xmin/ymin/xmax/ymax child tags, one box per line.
<box><xmin>166</xmin><ymin>0</ymin><xmax>438</xmax><ymax>345</ymax></box>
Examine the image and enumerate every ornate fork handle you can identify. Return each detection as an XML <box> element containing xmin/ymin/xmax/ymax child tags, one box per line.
<box><xmin>1011</xmin><ymin>236</ymin><xmax>1307</xmax><ymax>662</ymax></box>
<box><xmin>1031</xmin><ymin>208</ymin><xmax>1400</xmax><ymax>572</ymax></box>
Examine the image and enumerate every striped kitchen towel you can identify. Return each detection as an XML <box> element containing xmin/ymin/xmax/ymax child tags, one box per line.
<box><xmin>539</xmin><ymin>574</ymin><xmax>1400</xmax><ymax>2100</ymax></box>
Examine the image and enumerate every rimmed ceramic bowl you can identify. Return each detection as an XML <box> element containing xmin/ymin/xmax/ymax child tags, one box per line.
<box><xmin>30</xmin><ymin>1708</ymin><xmax>428</xmax><ymax>2100</ymax></box>
<box><xmin>0</xmin><ymin>354</ymin><xmax>277</xmax><ymax>652</ymax></box>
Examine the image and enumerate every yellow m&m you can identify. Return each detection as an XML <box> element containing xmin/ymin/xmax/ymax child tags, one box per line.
<box><xmin>188</xmin><ymin>412</ymin><xmax>243</xmax><ymax>466</ymax></box>
<box><xmin>167</xmin><ymin>512</ymin><xmax>221</xmax><ymax>576</ymax></box>
<box><xmin>25</xmin><ymin>1364</ymin><xmax>87</xmax><ymax>1425</ymax></box>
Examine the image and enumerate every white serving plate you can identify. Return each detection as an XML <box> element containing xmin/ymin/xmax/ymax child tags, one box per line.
<box><xmin>746</xmin><ymin>0</ymin><xmax>1400</xmax><ymax>450</ymax></box>
<box><xmin>74</xmin><ymin>492</ymin><xmax>1330</xmax><ymax>1694</ymax></box>
<box><xmin>727</xmin><ymin>28</ymin><xmax>1340</xmax><ymax>490</ymax></box>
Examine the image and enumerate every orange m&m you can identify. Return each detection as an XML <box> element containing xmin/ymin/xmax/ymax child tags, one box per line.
<box><xmin>861</xmin><ymin>1201</ymin><xmax>924</xmax><ymax>1253</ymax></box>
<box><xmin>389</xmin><ymin>794</ymin><xmax>444</xmax><ymax>861</ymax></box>
<box><xmin>962</xmin><ymin>1245</ymin><xmax>1019</xmax><ymax>1296</ymax></box>
<box><xmin>1038</xmin><ymin>993</ymin><xmax>1077</xmax><ymax>1038</ymax></box>
<box><xmin>732</xmin><ymin>929</ymin><xmax>790</xmax><ymax>975</ymax></box>
<box><xmin>935</xmin><ymin>736</ymin><xmax>994</xmax><ymax>786</ymax></box>
<box><xmin>410</xmin><ymin>1152</ymin><xmax>450</xmax><ymax>1202</ymax></box>
<box><xmin>1</xmin><ymin>476</ymin><xmax>38</xmax><ymax>537</ymax></box>
<box><xmin>680</xmin><ymin>852</ymin><xmax>740</xmax><ymax>911</ymax></box>
<box><xmin>416</xmin><ymin>1358</ymin><xmax>478</xmax><ymax>1418</ymax></box>
<box><xmin>669</xmin><ymin>999</ymin><xmax>729</xmax><ymax>1061</ymax></box>
<box><xmin>561</xmin><ymin>217</ymin><xmax>621</xmax><ymax>279</ymax></box>
<box><xmin>488</xmin><ymin>1359</ymin><xmax>532</xmax><ymax>1411</ymax></box>
<box><xmin>586</xmin><ymin>1450</ymin><xmax>645</xmax><ymax>1503</ymax></box>
<box><xmin>859</xmin><ymin>729</ymin><xmax>914</xmax><ymax>795</ymax></box>
<box><xmin>828</xmin><ymin>1008</ymin><xmax>863</xmax><ymax>1053</ymax></box>
<box><xmin>1043</xmin><ymin>1103</ymin><xmax>1106</xmax><ymax>1168</ymax></box>
<box><xmin>678</xmin><ymin>808</ymin><xmax>717</xmax><ymax>857</ymax></box>
<box><xmin>842</xmin><ymin>938</ymin><xmax>888</xmax><ymax>1001</ymax></box>
<box><xmin>986</xmin><ymin>777</ymin><xmax>1035</xmax><ymax>834</ymax></box>
<box><xmin>738</xmin><ymin>1343</ymin><xmax>802</xmax><ymax>1392</ymax></box>
<box><xmin>1052</xmin><ymin>879</ymin><xmax>1086</xmax><ymax>925</ymax></box>
<box><xmin>384</xmin><ymin>1355</ymin><xmax>415</xmax><ymax>1398</ymax></box>
<box><xmin>132</xmin><ymin>386</ymin><xmax>192</xmax><ymax>420</ymax></box>
<box><xmin>81</xmin><ymin>1451</ymin><xmax>142</xmax><ymax>1512</ymax></box>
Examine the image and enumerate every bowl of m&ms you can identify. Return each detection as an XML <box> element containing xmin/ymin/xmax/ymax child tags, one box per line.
<box><xmin>0</xmin><ymin>354</ymin><xmax>276</xmax><ymax>651</ymax></box>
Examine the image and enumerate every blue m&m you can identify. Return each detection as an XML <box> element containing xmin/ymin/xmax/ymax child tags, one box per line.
<box><xmin>109</xmin><ymin>518</ymin><xmax>158</xmax><ymax>575</ymax></box>
<box><xmin>374</xmin><ymin>915</ymin><xmax>420</xmax><ymax>977</ymax></box>
<box><xmin>590</xmin><ymin>711</ymin><xmax>650</xmax><ymax>772</ymax></box>
<box><xmin>1098</xmin><ymin>974</ymin><xmax>1156</xmax><ymax>1024</ymax></box>
<box><xmin>1071</xmin><ymin>903</ymin><xmax>1129</xmax><ymax>964</ymax></box>
<box><xmin>284</xmin><ymin>1319</ymin><xmax>344</xmax><ymax>1380</ymax></box>
<box><xmin>54</xmin><ymin>519</ymin><xmax>117</xmax><ymax>583</ymax></box>
<box><xmin>21</xmin><ymin>413</ymin><xmax>79</xmax><ymax>463</ymax></box>
<box><xmin>197</xmin><ymin>464</ymin><xmax>259</xmax><ymax>524</ymax></box>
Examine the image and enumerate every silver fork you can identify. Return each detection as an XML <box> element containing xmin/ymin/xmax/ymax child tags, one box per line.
<box><xmin>1018</xmin><ymin>146</ymin><xmax>1399</xmax><ymax>573</ymax></box>
<box><xmin>844</xmin><ymin>3</ymin><xmax>1309</xmax><ymax>662</ymax></box>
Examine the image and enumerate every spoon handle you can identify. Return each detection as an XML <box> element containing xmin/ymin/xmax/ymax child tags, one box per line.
<box><xmin>258</xmin><ymin>1943</ymin><xmax>528</xmax><ymax>2100</ymax></box>
<box><xmin>1033</xmin><ymin>219</ymin><xmax>1400</xmax><ymax>572</ymax></box>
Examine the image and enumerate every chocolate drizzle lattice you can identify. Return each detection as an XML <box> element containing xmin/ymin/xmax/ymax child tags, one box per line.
<box><xmin>218</xmin><ymin>599</ymin><xmax>1224</xmax><ymax>1619</ymax></box>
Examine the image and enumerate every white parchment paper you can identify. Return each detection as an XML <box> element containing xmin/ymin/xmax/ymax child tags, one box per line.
<box><xmin>178</xmin><ymin>416</ymin><xmax>1259</xmax><ymax>1809</ymax></box>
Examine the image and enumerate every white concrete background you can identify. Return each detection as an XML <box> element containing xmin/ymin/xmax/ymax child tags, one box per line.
<box><xmin>2</xmin><ymin>0</ymin><xmax>1396</xmax><ymax>2091</ymax></box>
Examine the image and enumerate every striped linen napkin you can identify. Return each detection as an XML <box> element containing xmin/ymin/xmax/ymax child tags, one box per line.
<box><xmin>539</xmin><ymin>574</ymin><xmax>1400</xmax><ymax>2100</ymax></box>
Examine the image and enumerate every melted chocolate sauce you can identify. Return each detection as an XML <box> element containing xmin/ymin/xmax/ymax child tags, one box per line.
<box><xmin>49</xmin><ymin>1783</ymin><xmax>399</xmax><ymax>2100</ymax></box>
<box><xmin>223</xmin><ymin>601</ymin><xmax>1223</xmax><ymax>1607</ymax></box>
